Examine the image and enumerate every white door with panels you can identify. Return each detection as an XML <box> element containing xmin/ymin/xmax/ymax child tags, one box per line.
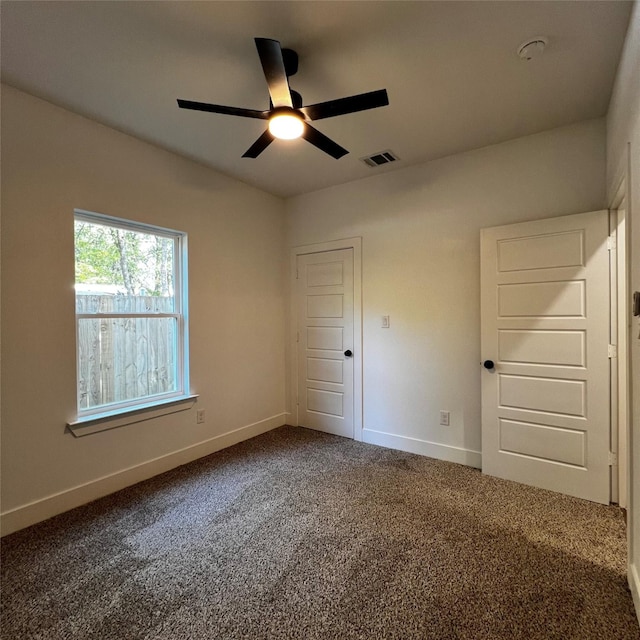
<box><xmin>481</xmin><ymin>210</ymin><xmax>611</xmax><ymax>504</ymax></box>
<box><xmin>297</xmin><ymin>248</ymin><xmax>354</xmax><ymax>438</ymax></box>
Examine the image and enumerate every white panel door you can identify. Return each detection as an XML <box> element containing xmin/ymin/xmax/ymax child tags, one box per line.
<box><xmin>481</xmin><ymin>210</ymin><xmax>610</xmax><ymax>503</ymax></box>
<box><xmin>297</xmin><ymin>249</ymin><xmax>354</xmax><ymax>438</ymax></box>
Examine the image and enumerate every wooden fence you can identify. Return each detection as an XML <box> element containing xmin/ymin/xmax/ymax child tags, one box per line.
<box><xmin>76</xmin><ymin>295</ymin><xmax>176</xmax><ymax>410</ymax></box>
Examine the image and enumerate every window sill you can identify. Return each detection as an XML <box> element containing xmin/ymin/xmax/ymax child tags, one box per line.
<box><xmin>67</xmin><ymin>395</ymin><xmax>199</xmax><ymax>437</ymax></box>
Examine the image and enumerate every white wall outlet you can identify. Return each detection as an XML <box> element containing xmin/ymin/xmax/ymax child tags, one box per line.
<box><xmin>196</xmin><ymin>409</ymin><xmax>206</xmax><ymax>424</ymax></box>
<box><xmin>382</xmin><ymin>315</ymin><xmax>390</xmax><ymax>328</ymax></box>
<box><xmin>439</xmin><ymin>410</ymin><xmax>450</xmax><ymax>426</ymax></box>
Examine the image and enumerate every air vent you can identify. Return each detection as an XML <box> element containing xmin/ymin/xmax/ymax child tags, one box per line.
<box><xmin>361</xmin><ymin>150</ymin><xmax>399</xmax><ymax>168</ymax></box>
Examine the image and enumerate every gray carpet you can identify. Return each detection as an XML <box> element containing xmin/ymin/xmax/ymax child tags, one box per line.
<box><xmin>2</xmin><ymin>425</ymin><xmax>639</xmax><ymax>639</ymax></box>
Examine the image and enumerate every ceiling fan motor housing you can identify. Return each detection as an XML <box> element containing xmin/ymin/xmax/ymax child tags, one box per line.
<box><xmin>282</xmin><ymin>48</ymin><xmax>298</xmax><ymax>77</ymax></box>
<box><xmin>290</xmin><ymin>90</ymin><xmax>303</xmax><ymax>109</ymax></box>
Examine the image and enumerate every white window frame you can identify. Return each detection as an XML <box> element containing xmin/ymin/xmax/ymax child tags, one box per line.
<box><xmin>69</xmin><ymin>210</ymin><xmax>193</xmax><ymax>435</ymax></box>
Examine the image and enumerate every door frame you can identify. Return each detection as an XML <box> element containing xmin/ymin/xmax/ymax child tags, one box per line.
<box><xmin>610</xmin><ymin>176</ymin><xmax>630</xmax><ymax>508</ymax></box>
<box><xmin>290</xmin><ymin>237</ymin><xmax>363</xmax><ymax>441</ymax></box>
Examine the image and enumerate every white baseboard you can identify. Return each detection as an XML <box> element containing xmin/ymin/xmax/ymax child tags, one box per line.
<box><xmin>1</xmin><ymin>413</ymin><xmax>286</xmax><ymax>537</ymax></box>
<box><xmin>362</xmin><ymin>428</ymin><xmax>482</xmax><ymax>469</ymax></box>
<box><xmin>285</xmin><ymin>412</ymin><xmax>296</xmax><ymax>425</ymax></box>
<box><xmin>630</xmin><ymin>562</ymin><xmax>640</xmax><ymax>626</ymax></box>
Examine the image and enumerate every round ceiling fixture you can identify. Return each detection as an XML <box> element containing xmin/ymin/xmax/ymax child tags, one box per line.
<box><xmin>517</xmin><ymin>37</ymin><xmax>547</xmax><ymax>61</ymax></box>
<box><xmin>268</xmin><ymin>110</ymin><xmax>305</xmax><ymax>140</ymax></box>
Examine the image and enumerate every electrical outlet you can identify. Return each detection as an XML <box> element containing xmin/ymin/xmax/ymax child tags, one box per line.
<box><xmin>196</xmin><ymin>410</ymin><xmax>205</xmax><ymax>424</ymax></box>
<box><xmin>439</xmin><ymin>410</ymin><xmax>450</xmax><ymax>426</ymax></box>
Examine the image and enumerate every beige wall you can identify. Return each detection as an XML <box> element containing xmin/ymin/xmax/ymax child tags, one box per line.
<box><xmin>1</xmin><ymin>86</ymin><xmax>287</xmax><ymax>532</ymax></box>
<box><xmin>607</xmin><ymin>2</ymin><xmax>640</xmax><ymax>621</ymax></box>
<box><xmin>286</xmin><ymin>119</ymin><xmax>606</xmax><ymax>464</ymax></box>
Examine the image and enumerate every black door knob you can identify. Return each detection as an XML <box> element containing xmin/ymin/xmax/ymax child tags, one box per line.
<box><xmin>344</xmin><ymin>350</ymin><xmax>353</xmax><ymax>357</ymax></box>
<box><xmin>483</xmin><ymin>360</ymin><xmax>495</xmax><ymax>370</ymax></box>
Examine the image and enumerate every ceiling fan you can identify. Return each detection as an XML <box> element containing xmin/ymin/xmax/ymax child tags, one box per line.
<box><xmin>177</xmin><ymin>37</ymin><xmax>389</xmax><ymax>159</ymax></box>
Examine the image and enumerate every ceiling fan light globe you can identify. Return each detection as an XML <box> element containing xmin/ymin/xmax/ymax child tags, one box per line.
<box><xmin>268</xmin><ymin>113</ymin><xmax>304</xmax><ymax>140</ymax></box>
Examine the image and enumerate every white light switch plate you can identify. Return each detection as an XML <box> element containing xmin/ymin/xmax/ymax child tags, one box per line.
<box><xmin>382</xmin><ymin>316</ymin><xmax>390</xmax><ymax>328</ymax></box>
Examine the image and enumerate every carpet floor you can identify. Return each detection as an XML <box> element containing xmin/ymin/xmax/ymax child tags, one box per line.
<box><xmin>2</xmin><ymin>425</ymin><xmax>639</xmax><ymax>639</ymax></box>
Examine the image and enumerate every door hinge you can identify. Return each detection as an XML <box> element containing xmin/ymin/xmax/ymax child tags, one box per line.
<box><xmin>296</xmin><ymin>268</ymin><xmax>299</xmax><ymax>279</ymax></box>
<box><xmin>607</xmin><ymin>235</ymin><xmax>616</xmax><ymax>251</ymax></box>
<box><xmin>608</xmin><ymin>451</ymin><xmax>618</xmax><ymax>466</ymax></box>
<box><xmin>608</xmin><ymin>344</ymin><xmax>617</xmax><ymax>358</ymax></box>
<box><xmin>296</xmin><ymin>331</ymin><xmax>300</xmax><ymax>343</ymax></box>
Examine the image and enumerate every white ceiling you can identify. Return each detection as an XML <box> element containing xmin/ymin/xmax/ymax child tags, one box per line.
<box><xmin>1</xmin><ymin>1</ymin><xmax>632</xmax><ymax>198</ymax></box>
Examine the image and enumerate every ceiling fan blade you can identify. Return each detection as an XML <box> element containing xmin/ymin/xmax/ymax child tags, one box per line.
<box><xmin>301</xmin><ymin>124</ymin><xmax>348</xmax><ymax>159</ymax></box>
<box><xmin>177</xmin><ymin>99</ymin><xmax>270</xmax><ymax>119</ymax></box>
<box><xmin>242</xmin><ymin>130</ymin><xmax>275</xmax><ymax>158</ymax></box>
<box><xmin>254</xmin><ymin>38</ymin><xmax>293</xmax><ymax>109</ymax></box>
<box><xmin>300</xmin><ymin>89</ymin><xmax>389</xmax><ymax>121</ymax></box>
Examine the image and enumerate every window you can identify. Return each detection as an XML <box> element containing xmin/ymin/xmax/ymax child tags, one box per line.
<box><xmin>73</xmin><ymin>210</ymin><xmax>189</xmax><ymax>422</ymax></box>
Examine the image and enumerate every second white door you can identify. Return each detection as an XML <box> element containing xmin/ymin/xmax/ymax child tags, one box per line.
<box><xmin>481</xmin><ymin>210</ymin><xmax>611</xmax><ymax>503</ymax></box>
<box><xmin>297</xmin><ymin>248</ymin><xmax>354</xmax><ymax>438</ymax></box>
